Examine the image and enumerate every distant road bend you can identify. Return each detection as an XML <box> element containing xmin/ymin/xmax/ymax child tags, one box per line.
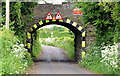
<box><xmin>28</xmin><ymin>45</ymin><xmax>104</xmax><ymax>75</ymax></box>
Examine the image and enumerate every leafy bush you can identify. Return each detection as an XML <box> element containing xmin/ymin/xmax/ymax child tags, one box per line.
<box><xmin>74</xmin><ymin>2</ymin><xmax>120</xmax><ymax>46</ymax></box>
<box><xmin>73</xmin><ymin>2</ymin><xmax>120</xmax><ymax>75</ymax></box>
<box><xmin>32</xmin><ymin>30</ymin><xmax>42</xmax><ymax>59</ymax></box>
<box><xmin>41</xmin><ymin>37</ymin><xmax>75</xmax><ymax>59</ymax></box>
<box><xmin>32</xmin><ymin>41</ymin><xmax>41</xmax><ymax>59</ymax></box>
<box><xmin>2</xmin><ymin>2</ymin><xmax>37</xmax><ymax>43</ymax></box>
<box><xmin>101</xmin><ymin>43</ymin><xmax>119</xmax><ymax>68</ymax></box>
<box><xmin>1</xmin><ymin>30</ymin><xmax>33</xmax><ymax>75</ymax></box>
<box><xmin>79</xmin><ymin>43</ymin><xmax>120</xmax><ymax>75</ymax></box>
<box><xmin>39</xmin><ymin>26</ymin><xmax>74</xmax><ymax>38</ymax></box>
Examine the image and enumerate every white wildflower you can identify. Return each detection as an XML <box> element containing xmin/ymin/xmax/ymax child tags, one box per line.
<box><xmin>14</xmin><ymin>48</ymin><xmax>20</xmax><ymax>53</ymax></box>
<box><xmin>10</xmin><ymin>73</ymin><xmax>12</xmax><ymax>74</ymax></box>
<box><xmin>20</xmin><ymin>44</ymin><xmax>24</xmax><ymax>47</ymax></box>
<box><xmin>101</xmin><ymin>43</ymin><xmax>119</xmax><ymax>68</ymax></box>
<box><xmin>15</xmin><ymin>54</ymin><xmax>18</xmax><ymax>57</ymax></box>
<box><xmin>15</xmin><ymin>70</ymin><xmax>19</xmax><ymax>74</ymax></box>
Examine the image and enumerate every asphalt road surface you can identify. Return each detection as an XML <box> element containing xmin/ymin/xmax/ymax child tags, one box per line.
<box><xmin>28</xmin><ymin>45</ymin><xmax>104</xmax><ymax>75</ymax></box>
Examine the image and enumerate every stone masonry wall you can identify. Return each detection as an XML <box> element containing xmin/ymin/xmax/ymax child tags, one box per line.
<box><xmin>30</xmin><ymin>2</ymin><xmax>96</xmax><ymax>51</ymax></box>
<box><xmin>31</xmin><ymin>2</ymin><xmax>83</xmax><ymax>26</ymax></box>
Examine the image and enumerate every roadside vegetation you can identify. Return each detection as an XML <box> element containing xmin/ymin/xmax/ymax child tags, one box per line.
<box><xmin>79</xmin><ymin>43</ymin><xmax>119</xmax><ymax>75</ymax></box>
<box><xmin>0</xmin><ymin>29</ymin><xmax>41</xmax><ymax>75</ymax></box>
<box><xmin>1</xmin><ymin>1</ymin><xmax>120</xmax><ymax>75</ymax></box>
<box><xmin>32</xmin><ymin>30</ymin><xmax>42</xmax><ymax>59</ymax></box>
<box><xmin>1</xmin><ymin>30</ymin><xmax>33</xmax><ymax>74</ymax></box>
<box><xmin>73</xmin><ymin>2</ymin><xmax>120</xmax><ymax>75</ymax></box>
<box><xmin>39</xmin><ymin>26</ymin><xmax>75</xmax><ymax>59</ymax></box>
<box><xmin>1</xmin><ymin>2</ymin><xmax>41</xmax><ymax>75</ymax></box>
<box><xmin>41</xmin><ymin>37</ymin><xmax>75</xmax><ymax>59</ymax></box>
<box><xmin>39</xmin><ymin>26</ymin><xmax>74</xmax><ymax>38</ymax></box>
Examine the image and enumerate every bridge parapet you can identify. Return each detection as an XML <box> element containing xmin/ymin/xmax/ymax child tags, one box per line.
<box><xmin>28</xmin><ymin>2</ymin><xmax>84</xmax><ymax>28</ymax></box>
<box><xmin>27</xmin><ymin>2</ymin><xmax>96</xmax><ymax>52</ymax></box>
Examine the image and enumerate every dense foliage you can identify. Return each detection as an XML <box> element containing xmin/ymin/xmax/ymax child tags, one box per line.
<box><xmin>39</xmin><ymin>26</ymin><xmax>75</xmax><ymax>58</ymax></box>
<box><xmin>80</xmin><ymin>43</ymin><xmax>119</xmax><ymax>75</ymax></box>
<box><xmin>73</xmin><ymin>2</ymin><xmax>120</xmax><ymax>75</ymax></box>
<box><xmin>41</xmin><ymin>37</ymin><xmax>75</xmax><ymax>59</ymax></box>
<box><xmin>1</xmin><ymin>1</ymin><xmax>119</xmax><ymax>75</ymax></box>
<box><xmin>39</xmin><ymin>26</ymin><xmax>74</xmax><ymax>38</ymax></box>
<box><xmin>32</xmin><ymin>30</ymin><xmax>41</xmax><ymax>59</ymax></box>
<box><xmin>74</xmin><ymin>2</ymin><xmax>120</xmax><ymax>46</ymax></box>
<box><xmin>2</xmin><ymin>2</ymin><xmax>37</xmax><ymax>42</ymax></box>
<box><xmin>1</xmin><ymin>30</ymin><xmax>33</xmax><ymax>75</ymax></box>
<box><xmin>1</xmin><ymin>2</ymin><xmax>42</xmax><ymax>75</ymax></box>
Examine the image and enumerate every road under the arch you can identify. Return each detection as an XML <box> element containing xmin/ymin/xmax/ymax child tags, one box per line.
<box><xmin>27</xmin><ymin>18</ymin><xmax>86</xmax><ymax>61</ymax></box>
<box><xmin>27</xmin><ymin>45</ymin><xmax>103</xmax><ymax>75</ymax></box>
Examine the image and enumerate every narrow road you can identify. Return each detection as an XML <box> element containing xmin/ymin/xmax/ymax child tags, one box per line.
<box><xmin>28</xmin><ymin>45</ymin><xmax>103</xmax><ymax>75</ymax></box>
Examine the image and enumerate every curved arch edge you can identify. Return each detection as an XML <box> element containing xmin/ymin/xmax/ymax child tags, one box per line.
<box><xmin>26</xmin><ymin>18</ymin><xmax>86</xmax><ymax>57</ymax></box>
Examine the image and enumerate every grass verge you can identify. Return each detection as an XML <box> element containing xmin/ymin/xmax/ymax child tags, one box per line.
<box><xmin>1</xmin><ymin>30</ymin><xmax>33</xmax><ymax>74</ymax></box>
<box><xmin>79</xmin><ymin>43</ymin><xmax>120</xmax><ymax>76</ymax></box>
<box><xmin>41</xmin><ymin>37</ymin><xmax>75</xmax><ymax>59</ymax></box>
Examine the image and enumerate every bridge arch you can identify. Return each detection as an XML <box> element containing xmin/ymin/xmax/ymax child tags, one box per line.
<box><xmin>26</xmin><ymin>18</ymin><xmax>86</xmax><ymax>62</ymax></box>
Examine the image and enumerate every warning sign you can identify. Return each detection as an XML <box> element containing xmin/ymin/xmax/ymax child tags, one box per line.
<box><xmin>55</xmin><ymin>12</ymin><xmax>63</xmax><ymax>20</ymax></box>
<box><xmin>45</xmin><ymin>12</ymin><xmax>53</xmax><ymax>20</ymax></box>
<box><xmin>73</xmin><ymin>8</ymin><xmax>82</xmax><ymax>15</ymax></box>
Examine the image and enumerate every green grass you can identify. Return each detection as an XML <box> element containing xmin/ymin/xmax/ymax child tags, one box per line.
<box><xmin>0</xmin><ymin>60</ymin><xmax>2</xmax><ymax>76</ymax></box>
<box><xmin>0</xmin><ymin>30</ymin><xmax>42</xmax><ymax>74</ymax></box>
<box><xmin>32</xmin><ymin>38</ymin><xmax>42</xmax><ymax>60</ymax></box>
<box><xmin>0</xmin><ymin>30</ymin><xmax>2</xmax><ymax>75</ymax></box>
<box><xmin>41</xmin><ymin>37</ymin><xmax>75</xmax><ymax>59</ymax></box>
<box><xmin>32</xmin><ymin>30</ymin><xmax>42</xmax><ymax>60</ymax></box>
<box><xmin>1</xmin><ymin>30</ymin><xmax>34</xmax><ymax>74</ymax></box>
<box><xmin>79</xmin><ymin>44</ymin><xmax>120</xmax><ymax>76</ymax></box>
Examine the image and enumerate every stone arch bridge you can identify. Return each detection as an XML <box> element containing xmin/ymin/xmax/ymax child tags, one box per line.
<box><xmin>30</xmin><ymin>2</ymin><xmax>83</xmax><ymax>27</ymax></box>
<box><xmin>26</xmin><ymin>2</ymin><xmax>90</xmax><ymax>62</ymax></box>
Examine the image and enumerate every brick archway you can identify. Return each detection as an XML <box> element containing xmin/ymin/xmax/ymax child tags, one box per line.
<box><xmin>26</xmin><ymin>18</ymin><xmax>86</xmax><ymax>62</ymax></box>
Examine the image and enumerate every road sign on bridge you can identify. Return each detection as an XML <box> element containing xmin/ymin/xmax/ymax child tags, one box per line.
<box><xmin>26</xmin><ymin>18</ymin><xmax>86</xmax><ymax>61</ymax></box>
<box><xmin>45</xmin><ymin>12</ymin><xmax>63</xmax><ymax>20</ymax></box>
<box><xmin>73</xmin><ymin>8</ymin><xmax>82</xmax><ymax>15</ymax></box>
<box><xmin>45</xmin><ymin>12</ymin><xmax>53</xmax><ymax>20</ymax></box>
<box><xmin>55</xmin><ymin>12</ymin><xmax>63</xmax><ymax>20</ymax></box>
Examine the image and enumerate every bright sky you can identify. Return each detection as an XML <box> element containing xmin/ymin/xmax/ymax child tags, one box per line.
<box><xmin>40</xmin><ymin>24</ymin><xmax>64</xmax><ymax>29</ymax></box>
<box><xmin>38</xmin><ymin>0</ymin><xmax>67</xmax><ymax>4</ymax></box>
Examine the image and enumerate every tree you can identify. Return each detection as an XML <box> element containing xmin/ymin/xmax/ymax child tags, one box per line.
<box><xmin>73</xmin><ymin>2</ymin><xmax>120</xmax><ymax>45</ymax></box>
<box><xmin>2</xmin><ymin>2</ymin><xmax>37</xmax><ymax>42</ymax></box>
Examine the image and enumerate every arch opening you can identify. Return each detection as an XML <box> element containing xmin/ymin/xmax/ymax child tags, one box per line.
<box><xmin>26</xmin><ymin>18</ymin><xmax>86</xmax><ymax>62</ymax></box>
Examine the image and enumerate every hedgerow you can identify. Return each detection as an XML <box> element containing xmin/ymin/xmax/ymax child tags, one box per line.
<box><xmin>1</xmin><ymin>30</ymin><xmax>33</xmax><ymax>75</ymax></box>
<box><xmin>74</xmin><ymin>2</ymin><xmax>120</xmax><ymax>46</ymax></box>
<box><xmin>79</xmin><ymin>43</ymin><xmax>120</xmax><ymax>75</ymax></box>
<box><xmin>2</xmin><ymin>2</ymin><xmax>37</xmax><ymax>43</ymax></box>
<box><xmin>73</xmin><ymin>2</ymin><xmax>120</xmax><ymax>75</ymax></box>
